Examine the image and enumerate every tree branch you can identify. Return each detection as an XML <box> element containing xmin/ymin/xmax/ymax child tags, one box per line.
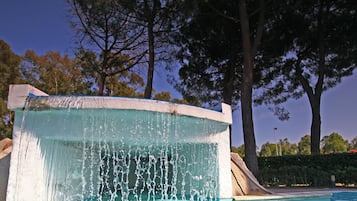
<box><xmin>251</xmin><ymin>0</ymin><xmax>265</xmax><ymax>56</ymax></box>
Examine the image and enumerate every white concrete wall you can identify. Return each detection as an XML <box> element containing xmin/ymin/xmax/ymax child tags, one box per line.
<box><xmin>6</xmin><ymin>129</ymin><xmax>46</xmax><ymax>201</ymax></box>
<box><xmin>217</xmin><ymin>129</ymin><xmax>233</xmax><ymax>198</ymax></box>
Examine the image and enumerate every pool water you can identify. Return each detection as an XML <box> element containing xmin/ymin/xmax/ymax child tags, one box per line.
<box><xmin>259</xmin><ymin>196</ymin><xmax>330</xmax><ymax>201</ymax></box>
<box><xmin>331</xmin><ymin>192</ymin><xmax>357</xmax><ymax>201</ymax></box>
<box><xmin>84</xmin><ymin>192</ymin><xmax>357</xmax><ymax>201</ymax></box>
<box><xmin>248</xmin><ymin>192</ymin><xmax>357</xmax><ymax>201</ymax></box>
<box><xmin>83</xmin><ymin>193</ymin><xmax>231</xmax><ymax>201</ymax></box>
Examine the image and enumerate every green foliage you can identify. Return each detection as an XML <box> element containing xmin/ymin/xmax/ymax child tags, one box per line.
<box><xmin>153</xmin><ymin>91</ymin><xmax>201</xmax><ymax>106</ymax></box>
<box><xmin>174</xmin><ymin>0</ymin><xmax>244</xmax><ymax>106</ymax></box>
<box><xmin>259</xmin><ymin>133</ymin><xmax>357</xmax><ymax>157</ymax></box>
<box><xmin>259</xmin><ymin>166</ymin><xmax>331</xmax><ymax>187</ymax></box>
<box><xmin>0</xmin><ymin>39</ymin><xmax>21</xmax><ymax>139</ymax></box>
<box><xmin>174</xmin><ymin>0</ymin><xmax>268</xmax><ymax>176</ymax></box>
<box><xmin>259</xmin><ymin>138</ymin><xmax>297</xmax><ymax>157</ymax></box>
<box><xmin>258</xmin><ymin>153</ymin><xmax>357</xmax><ymax>187</ymax></box>
<box><xmin>105</xmin><ymin>74</ymin><xmax>143</xmax><ymax>97</ymax></box>
<box><xmin>22</xmin><ymin>50</ymin><xmax>91</xmax><ymax>95</ymax></box>
<box><xmin>0</xmin><ymin>98</ymin><xmax>13</xmax><ymax>139</ymax></box>
<box><xmin>258</xmin><ymin>0</ymin><xmax>357</xmax><ymax>103</ymax></box>
<box><xmin>279</xmin><ymin>138</ymin><xmax>298</xmax><ymax>155</ymax></box>
<box><xmin>298</xmin><ymin>135</ymin><xmax>311</xmax><ymax>155</ymax></box>
<box><xmin>0</xmin><ymin>39</ymin><xmax>22</xmax><ymax>99</ymax></box>
<box><xmin>259</xmin><ymin>142</ymin><xmax>277</xmax><ymax>157</ymax></box>
<box><xmin>154</xmin><ymin>92</ymin><xmax>171</xmax><ymax>101</ymax></box>
<box><xmin>350</xmin><ymin>137</ymin><xmax>357</xmax><ymax>150</ymax></box>
<box><xmin>259</xmin><ymin>135</ymin><xmax>356</xmax><ymax>156</ymax></box>
<box><xmin>232</xmin><ymin>145</ymin><xmax>245</xmax><ymax>158</ymax></box>
<box><xmin>321</xmin><ymin>132</ymin><xmax>348</xmax><ymax>154</ymax></box>
<box><xmin>256</xmin><ymin>0</ymin><xmax>357</xmax><ymax>154</ymax></box>
<box><xmin>179</xmin><ymin>95</ymin><xmax>201</xmax><ymax>106</ymax></box>
<box><xmin>75</xmin><ymin>49</ymin><xmax>142</xmax><ymax>96</ymax></box>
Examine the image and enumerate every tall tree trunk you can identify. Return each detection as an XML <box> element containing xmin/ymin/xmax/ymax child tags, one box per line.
<box><xmin>98</xmin><ymin>74</ymin><xmax>105</xmax><ymax>96</ymax></box>
<box><xmin>310</xmin><ymin>97</ymin><xmax>321</xmax><ymax>154</ymax></box>
<box><xmin>144</xmin><ymin>24</ymin><xmax>154</xmax><ymax>98</ymax></box>
<box><xmin>297</xmin><ymin>71</ymin><xmax>324</xmax><ymax>155</ymax></box>
<box><xmin>239</xmin><ymin>0</ymin><xmax>259</xmax><ymax>177</ymax></box>
<box><xmin>310</xmin><ymin>2</ymin><xmax>326</xmax><ymax>155</ymax></box>
<box><xmin>144</xmin><ymin>1</ymin><xmax>156</xmax><ymax>99</ymax></box>
<box><xmin>223</xmin><ymin>62</ymin><xmax>234</xmax><ymax>149</ymax></box>
<box><xmin>222</xmin><ymin>62</ymin><xmax>234</xmax><ymax>105</ymax></box>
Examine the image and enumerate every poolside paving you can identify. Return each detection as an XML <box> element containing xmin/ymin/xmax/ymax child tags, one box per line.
<box><xmin>233</xmin><ymin>187</ymin><xmax>357</xmax><ymax>200</ymax></box>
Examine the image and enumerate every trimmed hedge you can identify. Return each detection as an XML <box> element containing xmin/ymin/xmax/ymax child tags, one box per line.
<box><xmin>257</xmin><ymin>153</ymin><xmax>357</xmax><ymax>187</ymax></box>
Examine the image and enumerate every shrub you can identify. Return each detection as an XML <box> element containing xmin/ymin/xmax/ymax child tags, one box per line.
<box><xmin>257</xmin><ymin>153</ymin><xmax>357</xmax><ymax>187</ymax></box>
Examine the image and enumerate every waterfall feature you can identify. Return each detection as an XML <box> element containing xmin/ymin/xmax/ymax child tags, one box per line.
<box><xmin>7</xmin><ymin>85</ymin><xmax>232</xmax><ymax>201</ymax></box>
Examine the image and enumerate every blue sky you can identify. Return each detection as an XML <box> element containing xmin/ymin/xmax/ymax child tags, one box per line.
<box><xmin>1</xmin><ymin>0</ymin><xmax>356</xmax><ymax>148</ymax></box>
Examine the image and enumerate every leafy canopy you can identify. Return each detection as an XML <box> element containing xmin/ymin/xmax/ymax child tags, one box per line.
<box><xmin>0</xmin><ymin>39</ymin><xmax>22</xmax><ymax>139</ymax></box>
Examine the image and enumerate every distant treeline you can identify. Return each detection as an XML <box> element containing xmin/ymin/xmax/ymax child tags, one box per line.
<box><xmin>233</xmin><ymin>132</ymin><xmax>357</xmax><ymax>157</ymax></box>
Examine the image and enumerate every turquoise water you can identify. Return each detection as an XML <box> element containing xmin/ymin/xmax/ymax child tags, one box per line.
<box><xmin>83</xmin><ymin>193</ymin><xmax>229</xmax><ymax>201</ymax></box>
<box><xmin>255</xmin><ymin>196</ymin><xmax>330</xmax><ymax>201</ymax></box>
<box><xmin>81</xmin><ymin>192</ymin><xmax>357</xmax><ymax>201</ymax></box>
<box><xmin>10</xmin><ymin>97</ymin><xmax>230</xmax><ymax>201</ymax></box>
<box><xmin>331</xmin><ymin>192</ymin><xmax>357</xmax><ymax>200</ymax></box>
<box><xmin>248</xmin><ymin>192</ymin><xmax>357</xmax><ymax>201</ymax></box>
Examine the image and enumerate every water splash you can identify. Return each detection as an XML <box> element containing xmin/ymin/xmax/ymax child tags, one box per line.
<box><xmin>8</xmin><ymin>96</ymin><xmax>229</xmax><ymax>201</ymax></box>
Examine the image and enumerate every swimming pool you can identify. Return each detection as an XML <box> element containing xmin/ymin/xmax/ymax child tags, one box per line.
<box><xmin>239</xmin><ymin>192</ymin><xmax>357</xmax><ymax>201</ymax></box>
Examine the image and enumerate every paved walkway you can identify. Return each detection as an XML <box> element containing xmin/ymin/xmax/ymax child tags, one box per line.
<box><xmin>233</xmin><ymin>187</ymin><xmax>357</xmax><ymax>200</ymax></box>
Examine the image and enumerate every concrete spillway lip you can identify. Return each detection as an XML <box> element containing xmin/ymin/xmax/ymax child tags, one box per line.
<box><xmin>8</xmin><ymin>84</ymin><xmax>232</xmax><ymax>125</ymax></box>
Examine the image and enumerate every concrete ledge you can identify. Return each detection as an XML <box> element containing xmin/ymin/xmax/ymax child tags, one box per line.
<box><xmin>7</xmin><ymin>84</ymin><xmax>48</xmax><ymax>110</ymax></box>
<box><xmin>8</xmin><ymin>85</ymin><xmax>232</xmax><ymax>124</ymax></box>
<box><xmin>28</xmin><ymin>96</ymin><xmax>232</xmax><ymax>124</ymax></box>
